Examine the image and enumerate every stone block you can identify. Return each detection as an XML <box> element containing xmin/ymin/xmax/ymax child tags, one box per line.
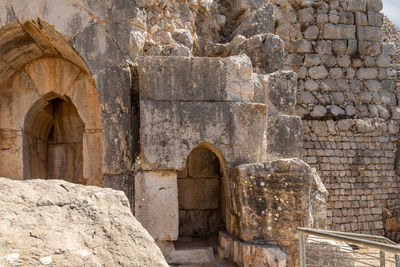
<box><xmin>0</xmin><ymin>130</ymin><xmax>23</xmax><ymax>179</ymax></box>
<box><xmin>267</xmin><ymin>115</ymin><xmax>303</xmax><ymax>160</ymax></box>
<box><xmin>357</xmin><ymin>68</ymin><xmax>378</xmax><ymax>79</ymax></box>
<box><xmin>135</xmin><ymin>171</ymin><xmax>179</xmax><ymax>241</ymax></box>
<box><xmin>263</xmin><ymin>71</ymin><xmax>297</xmax><ymax>115</ymax></box>
<box><xmin>178</xmin><ymin>179</ymin><xmax>219</xmax><ymax>209</ymax></box>
<box><xmin>348</xmin><ymin>0</ymin><xmax>367</xmax><ymax>11</ymax></box>
<box><xmin>357</xmin><ymin>26</ymin><xmax>382</xmax><ymax>42</ymax></box>
<box><xmin>72</xmin><ymin>23</ymin><xmax>125</xmax><ymax>74</ymax></box>
<box><xmin>231</xmin><ymin>33</ymin><xmax>284</xmax><ymax>74</ymax></box>
<box><xmin>323</xmin><ymin>24</ymin><xmax>356</xmax><ymax>40</ymax></box>
<box><xmin>228</xmin><ymin>158</ymin><xmax>327</xmax><ymax>246</ymax></box>
<box><xmin>219</xmin><ymin>232</ymin><xmax>286</xmax><ymax>267</ymax></box>
<box><xmin>167</xmin><ymin>246</ymin><xmax>214</xmax><ymax>265</ymax></box>
<box><xmin>101</xmin><ymin>112</ymin><xmax>132</xmax><ymax>174</ymax></box>
<box><xmin>359</xmin><ymin>41</ymin><xmax>382</xmax><ymax>56</ymax></box>
<box><xmin>139</xmin><ymin>101</ymin><xmax>268</xmax><ymax>170</ymax></box>
<box><xmin>230</xmin><ymin>3</ymin><xmax>274</xmax><ymax>38</ymax></box>
<box><xmin>138</xmin><ymin>55</ymin><xmax>254</xmax><ymax>102</ymax></box>
<box><xmin>368</xmin><ymin>11</ymin><xmax>383</xmax><ymax>26</ymax></box>
<box><xmin>355</xmin><ymin>11</ymin><xmax>368</xmax><ymax>25</ymax></box>
<box><xmin>367</xmin><ymin>0</ymin><xmax>383</xmax><ymax>11</ymax></box>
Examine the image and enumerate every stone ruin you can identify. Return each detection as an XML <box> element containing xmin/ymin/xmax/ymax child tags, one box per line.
<box><xmin>0</xmin><ymin>0</ymin><xmax>398</xmax><ymax>266</ymax></box>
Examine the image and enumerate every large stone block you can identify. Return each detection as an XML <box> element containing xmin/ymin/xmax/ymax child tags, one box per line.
<box><xmin>135</xmin><ymin>171</ymin><xmax>178</xmax><ymax>241</ymax></box>
<box><xmin>348</xmin><ymin>0</ymin><xmax>367</xmax><ymax>11</ymax></box>
<box><xmin>178</xmin><ymin>179</ymin><xmax>219</xmax><ymax>209</ymax></box>
<box><xmin>72</xmin><ymin>23</ymin><xmax>126</xmax><ymax>74</ymax></box>
<box><xmin>0</xmin><ymin>130</ymin><xmax>23</xmax><ymax>179</ymax></box>
<box><xmin>0</xmin><ymin>178</ymin><xmax>168</xmax><ymax>267</ymax></box>
<box><xmin>101</xmin><ymin>112</ymin><xmax>133</xmax><ymax>174</ymax></box>
<box><xmin>219</xmin><ymin>232</ymin><xmax>286</xmax><ymax>267</ymax></box>
<box><xmin>358</xmin><ymin>41</ymin><xmax>381</xmax><ymax>56</ymax></box>
<box><xmin>230</xmin><ymin>3</ymin><xmax>274</xmax><ymax>39</ymax></box>
<box><xmin>139</xmin><ymin>101</ymin><xmax>268</xmax><ymax>170</ymax></box>
<box><xmin>323</xmin><ymin>24</ymin><xmax>356</xmax><ymax>40</ymax></box>
<box><xmin>357</xmin><ymin>26</ymin><xmax>382</xmax><ymax>42</ymax></box>
<box><xmin>228</xmin><ymin>159</ymin><xmax>327</xmax><ymax>245</ymax></box>
<box><xmin>93</xmin><ymin>65</ymin><xmax>132</xmax><ymax>113</ymax></box>
<box><xmin>138</xmin><ymin>55</ymin><xmax>254</xmax><ymax>102</ymax></box>
<box><xmin>231</xmin><ymin>34</ymin><xmax>284</xmax><ymax>74</ymax></box>
<box><xmin>263</xmin><ymin>71</ymin><xmax>297</xmax><ymax>114</ymax></box>
<box><xmin>267</xmin><ymin>115</ymin><xmax>303</xmax><ymax>160</ymax></box>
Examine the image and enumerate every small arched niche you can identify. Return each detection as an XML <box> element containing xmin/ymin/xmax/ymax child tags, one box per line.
<box><xmin>177</xmin><ymin>144</ymin><xmax>227</xmax><ymax>244</ymax></box>
<box><xmin>23</xmin><ymin>96</ymin><xmax>85</xmax><ymax>184</ymax></box>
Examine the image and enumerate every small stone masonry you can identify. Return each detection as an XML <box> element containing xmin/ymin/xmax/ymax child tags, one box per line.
<box><xmin>270</xmin><ymin>0</ymin><xmax>400</xmax><ymax>235</ymax></box>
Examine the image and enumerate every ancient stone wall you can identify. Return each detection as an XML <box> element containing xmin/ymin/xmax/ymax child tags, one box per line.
<box><xmin>270</xmin><ymin>0</ymin><xmax>400</xmax><ymax>235</ymax></box>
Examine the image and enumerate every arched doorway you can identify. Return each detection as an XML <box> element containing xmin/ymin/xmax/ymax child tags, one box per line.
<box><xmin>23</xmin><ymin>97</ymin><xmax>85</xmax><ymax>184</ymax></box>
<box><xmin>0</xmin><ymin>56</ymin><xmax>103</xmax><ymax>186</ymax></box>
<box><xmin>176</xmin><ymin>146</ymin><xmax>226</xmax><ymax>249</ymax></box>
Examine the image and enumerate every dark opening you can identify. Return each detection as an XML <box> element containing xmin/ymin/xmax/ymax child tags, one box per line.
<box><xmin>23</xmin><ymin>97</ymin><xmax>84</xmax><ymax>184</ymax></box>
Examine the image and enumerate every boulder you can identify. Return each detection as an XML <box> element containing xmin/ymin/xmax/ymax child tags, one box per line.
<box><xmin>0</xmin><ymin>177</ymin><xmax>168</xmax><ymax>267</ymax></box>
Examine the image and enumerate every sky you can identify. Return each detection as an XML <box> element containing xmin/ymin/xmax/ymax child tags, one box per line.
<box><xmin>383</xmin><ymin>0</ymin><xmax>400</xmax><ymax>29</ymax></box>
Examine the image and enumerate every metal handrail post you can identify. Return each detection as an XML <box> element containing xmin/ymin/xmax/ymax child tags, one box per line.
<box><xmin>299</xmin><ymin>232</ymin><xmax>306</xmax><ymax>267</ymax></box>
<box><xmin>380</xmin><ymin>251</ymin><xmax>385</xmax><ymax>267</ymax></box>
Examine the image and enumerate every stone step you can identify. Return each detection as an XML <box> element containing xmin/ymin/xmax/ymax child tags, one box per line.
<box><xmin>167</xmin><ymin>246</ymin><xmax>215</xmax><ymax>265</ymax></box>
<box><xmin>172</xmin><ymin>259</ymin><xmax>235</xmax><ymax>267</ymax></box>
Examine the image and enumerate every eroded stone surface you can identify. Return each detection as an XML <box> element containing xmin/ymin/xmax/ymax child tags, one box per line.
<box><xmin>0</xmin><ymin>177</ymin><xmax>168</xmax><ymax>267</ymax></box>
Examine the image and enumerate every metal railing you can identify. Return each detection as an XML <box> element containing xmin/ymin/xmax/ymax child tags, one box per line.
<box><xmin>298</xmin><ymin>227</ymin><xmax>400</xmax><ymax>267</ymax></box>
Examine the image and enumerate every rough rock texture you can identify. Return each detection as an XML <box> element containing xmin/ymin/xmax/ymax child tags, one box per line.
<box><xmin>381</xmin><ymin>16</ymin><xmax>400</xmax><ymax>64</ymax></box>
<box><xmin>0</xmin><ymin>177</ymin><xmax>168</xmax><ymax>267</ymax></box>
<box><xmin>228</xmin><ymin>158</ymin><xmax>328</xmax><ymax>266</ymax></box>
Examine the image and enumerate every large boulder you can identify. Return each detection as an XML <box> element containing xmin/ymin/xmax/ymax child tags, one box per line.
<box><xmin>0</xmin><ymin>178</ymin><xmax>168</xmax><ymax>266</ymax></box>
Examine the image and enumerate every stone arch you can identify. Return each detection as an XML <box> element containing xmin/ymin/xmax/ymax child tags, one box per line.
<box><xmin>0</xmin><ymin>20</ymin><xmax>103</xmax><ymax>186</ymax></box>
<box><xmin>177</xmin><ymin>142</ymin><xmax>227</xmax><ymax>241</ymax></box>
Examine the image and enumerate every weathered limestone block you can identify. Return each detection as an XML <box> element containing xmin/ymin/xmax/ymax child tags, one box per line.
<box><xmin>0</xmin><ymin>177</ymin><xmax>168</xmax><ymax>266</ymax></box>
<box><xmin>357</xmin><ymin>26</ymin><xmax>382</xmax><ymax>42</ymax></box>
<box><xmin>72</xmin><ymin>23</ymin><xmax>126</xmax><ymax>74</ymax></box>
<box><xmin>230</xmin><ymin>3</ymin><xmax>275</xmax><ymax>39</ymax></box>
<box><xmin>323</xmin><ymin>24</ymin><xmax>356</xmax><ymax>40</ymax></box>
<box><xmin>135</xmin><ymin>171</ymin><xmax>178</xmax><ymax>241</ymax></box>
<box><xmin>139</xmin><ymin>101</ymin><xmax>268</xmax><ymax>170</ymax></box>
<box><xmin>231</xmin><ymin>33</ymin><xmax>284</xmax><ymax>74</ymax></box>
<box><xmin>138</xmin><ymin>55</ymin><xmax>254</xmax><ymax>102</ymax></box>
<box><xmin>267</xmin><ymin>115</ymin><xmax>303</xmax><ymax>160</ymax></box>
<box><xmin>359</xmin><ymin>41</ymin><xmax>381</xmax><ymax>56</ymax></box>
<box><xmin>348</xmin><ymin>0</ymin><xmax>367</xmax><ymax>12</ymax></box>
<box><xmin>101</xmin><ymin>112</ymin><xmax>133</xmax><ymax>174</ymax></box>
<box><xmin>261</xmin><ymin>71</ymin><xmax>297</xmax><ymax>114</ymax></box>
<box><xmin>228</xmin><ymin>159</ymin><xmax>327</xmax><ymax>266</ymax></box>
<box><xmin>219</xmin><ymin>232</ymin><xmax>286</xmax><ymax>267</ymax></box>
<box><xmin>367</xmin><ymin>0</ymin><xmax>383</xmax><ymax>11</ymax></box>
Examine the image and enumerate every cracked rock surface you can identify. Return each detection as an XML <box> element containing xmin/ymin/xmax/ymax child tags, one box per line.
<box><xmin>0</xmin><ymin>177</ymin><xmax>168</xmax><ymax>267</ymax></box>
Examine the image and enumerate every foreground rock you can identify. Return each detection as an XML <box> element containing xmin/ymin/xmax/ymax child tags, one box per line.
<box><xmin>0</xmin><ymin>178</ymin><xmax>168</xmax><ymax>267</ymax></box>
